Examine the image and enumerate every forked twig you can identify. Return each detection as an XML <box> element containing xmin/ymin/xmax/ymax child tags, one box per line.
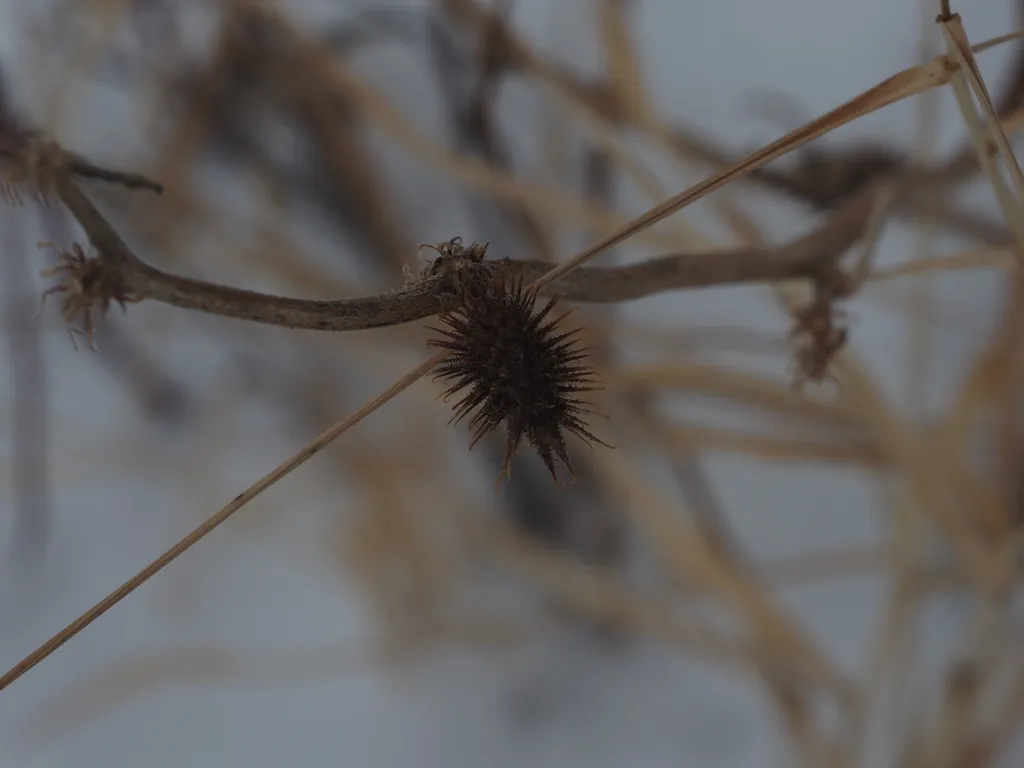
<box><xmin>47</xmin><ymin>173</ymin><xmax>876</xmax><ymax>337</ymax></box>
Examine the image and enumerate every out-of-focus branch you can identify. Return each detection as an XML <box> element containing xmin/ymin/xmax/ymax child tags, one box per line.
<box><xmin>2</xmin><ymin>213</ymin><xmax>50</xmax><ymax>559</ymax></box>
<box><xmin>436</xmin><ymin>0</ymin><xmax>1021</xmax><ymax>241</ymax></box>
<box><xmin>0</xmin><ymin>81</ymin><xmax>51</xmax><ymax>560</ymax></box>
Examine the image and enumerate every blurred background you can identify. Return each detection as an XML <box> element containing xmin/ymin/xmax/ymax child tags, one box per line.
<box><xmin>1</xmin><ymin>0</ymin><xmax>1023</xmax><ymax>765</ymax></box>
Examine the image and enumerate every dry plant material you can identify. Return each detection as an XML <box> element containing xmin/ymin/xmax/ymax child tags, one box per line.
<box><xmin>428</xmin><ymin>269</ymin><xmax>608</xmax><ymax>485</ymax></box>
<box><xmin>789</xmin><ymin>280</ymin><xmax>854</xmax><ymax>390</ymax></box>
<box><xmin>38</xmin><ymin>242</ymin><xmax>140</xmax><ymax>349</ymax></box>
<box><xmin>27</xmin><ymin>132</ymin><xmax>876</xmax><ymax>341</ymax></box>
<box><xmin>0</xmin><ymin>349</ymin><xmax>444</xmax><ymax>693</ymax></box>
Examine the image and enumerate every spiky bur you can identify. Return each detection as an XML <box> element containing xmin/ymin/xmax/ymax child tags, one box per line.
<box><xmin>427</xmin><ymin>272</ymin><xmax>609</xmax><ymax>487</ymax></box>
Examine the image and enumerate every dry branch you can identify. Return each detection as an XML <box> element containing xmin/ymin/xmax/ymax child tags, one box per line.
<box><xmin>43</xmin><ymin>160</ymin><xmax>876</xmax><ymax>337</ymax></box>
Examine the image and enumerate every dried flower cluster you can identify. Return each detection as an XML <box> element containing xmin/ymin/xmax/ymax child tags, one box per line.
<box><xmin>416</xmin><ymin>236</ymin><xmax>499</xmax><ymax>302</ymax></box>
<box><xmin>39</xmin><ymin>242</ymin><xmax>139</xmax><ymax>349</ymax></box>
<box><xmin>427</xmin><ymin>268</ymin><xmax>608</xmax><ymax>486</ymax></box>
<box><xmin>790</xmin><ymin>299</ymin><xmax>850</xmax><ymax>388</ymax></box>
<box><xmin>788</xmin><ymin>271</ymin><xmax>855</xmax><ymax>389</ymax></box>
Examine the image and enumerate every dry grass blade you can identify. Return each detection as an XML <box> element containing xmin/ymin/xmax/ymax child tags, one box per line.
<box><xmin>17</xmin><ymin>642</ymin><xmax>371</xmax><ymax>742</ymax></box>
<box><xmin>304</xmin><ymin>45</ymin><xmax>691</xmax><ymax>252</ymax></box>
<box><xmin>660</xmin><ymin>424</ymin><xmax>882</xmax><ymax>467</ymax></box>
<box><xmin>589</xmin><ymin>431</ymin><xmax>852</xmax><ymax>698</ymax></box>
<box><xmin>759</xmin><ymin>545</ymin><xmax>886</xmax><ymax>585</ymax></box>
<box><xmin>940</xmin><ymin>15</ymin><xmax>1024</xmax><ymax>204</ymax></box>
<box><xmin>477</xmin><ymin>515</ymin><xmax>748</xmax><ymax>662</ymax></box>
<box><xmin>939</xmin><ymin>11</ymin><xmax>1024</xmax><ymax>538</ymax></box>
<box><xmin>0</xmin><ymin>352</ymin><xmax>444</xmax><ymax>693</ymax></box>
<box><xmin>834</xmin><ymin>353</ymin><xmax>1006</xmax><ymax>590</ymax></box>
<box><xmin>527</xmin><ymin>29</ymin><xmax>1024</xmax><ymax>292</ymax></box>
<box><xmin>613</xmin><ymin>362</ymin><xmax>854</xmax><ymax>426</ymax></box>
<box><xmin>870</xmin><ymin>244</ymin><xmax>1013</xmax><ymax>278</ymax></box>
<box><xmin>941</xmin><ymin>29</ymin><xmax>1024</xmax><ymax>253</ymax></box>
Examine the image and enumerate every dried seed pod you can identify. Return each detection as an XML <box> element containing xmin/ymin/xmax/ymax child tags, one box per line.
<box><xmin>428</xmin><ymin>271</ymin><xmax>608</xmax><ymax>486</ymax></box>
